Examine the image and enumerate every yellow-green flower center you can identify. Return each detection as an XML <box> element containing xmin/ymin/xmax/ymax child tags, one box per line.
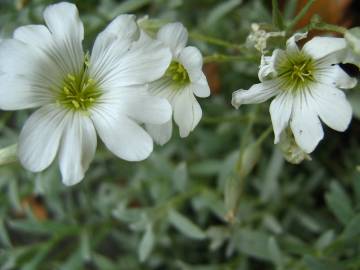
<box><xmin>278</xmin><ymin>53</ymin><xmax>315</xmax><ymax>90</ymax></box>
<box><xmin>57</xmin><ymin>59</ymin><xmax>101</xmax><ymax>111</ymax></box>
<box><xmin>165</xmin><ymin>61</ymin><xmax>190</xmax><ymax>86</ymax></box>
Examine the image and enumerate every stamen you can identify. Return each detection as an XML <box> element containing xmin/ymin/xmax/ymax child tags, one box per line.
<box><xmin>165</xmin><ymin>61</ymin><xmax>190</xmax><ymax>87</ymax></box>
<box><xmin>279</xmin><ymin>53</ymin><xmax>315</xmax><ymax>91</ymax></box>
<box><xmin>57</xmin><ymin>60</ymin><xmax>102</xmax><ymax>111</ymax></box>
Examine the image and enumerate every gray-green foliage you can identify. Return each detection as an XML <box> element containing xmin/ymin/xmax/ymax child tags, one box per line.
<box><xmin>1</xmin><ymin>0</ymin><xmax>360</xmax><ymax>269</ymax></box>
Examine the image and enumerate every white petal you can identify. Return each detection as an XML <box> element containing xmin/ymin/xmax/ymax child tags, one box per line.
<box><xmin>91</xmin><ymin>105</ymin><xmax>153</xmax><ymax>161</ymax></box>
<box><xmin>0</xmin><ymin>74</ymin><xmax>51</xmax><ymax>110</ymax></box>
<box><xmin>270</xmin><ymin>92</ymin><xmax>293</xmax><ymax>144</ymax></box>
<box><xmin>90</xmin><ymin>15</ymin><xmax>138</xmax><ymax>82</ymax></box>
<box><xmin>173</xmin><ymin>88</ymin><xmax>202</xmax><ymax>137</ymax></box>
<box><xmin>14</xmin><ymin>25</ymin><xmax>52</xmax><ymax>50</ymax></box>
<box><xmin>317</xmin><ymin>65</ymin><xmax>357</xmax><ymax>89</ymax></box>
<box><xmin>149</xmin><ymin>78</ymin><xmax>177</xmax><ymax>102</ymax></box>
<box><xmin>178</xmin><ymin>46</ymin><xmax>203</xmax><ymax>82</ymax></box>
<box><xmin>43</xmin><ymin>2</ymin><xmax>84</xmax><ymax>74</ymax></box>
<box><xmin>302</xmin><ymin>37</ymin><xmax>347</xmax><ymax>64</ymax></box>
<box><xmin>192</xmin><ymin>73</ymin><xmax>211</xmax><ymax>98</ymax></box>
<box><xmin>99</xmin><ymin>85</ymin><xmax>172</xmax><ymax>125</ymax></box>
<box><xmin>286</xmin><ymin>32</ymin><xmax>307</xmax><ymax>53</ymax></box>
<box><xmin>18</xmin><ymin>105</ymin><xmax>68</xmax><ymax>172</ymax></box>
<box><xmin>123</xmin><ymin>95</ymin><xmax>172</xmax><ymax>125</ymax></box>
<box><xmin>231</xmin><ymin>80</ymin><xmax>281</xmax><ymax>109</ymax></box>
<box><xmin>146</xmin><ymin>120</ymin><xmax>173</xmax><ymax>145</ymax></box>
<box><xmin>100</xmin><ymin>31</ymin><xmax>171</xmax><ymax>87</ymax></box>
<box><xmin>290</xmin><ymin>92</ymin><xmax>324</xmax><ymax>153</ymax></box>
<box><xmin>157</xmin><ymin>22</ymin><xmax>188</xmax><ymax>57</ymax></box>
<box><xmin>312</xmin><ymin>84</ymin><xmax>352</xmax><ymax>132</ymax></box>
<box><xmin>58</xmin><ymin>112</ymin><xmax>97</xmax><ymax>186</ymax></box>
<box><xmin>0</xmin><ymin>40</ymin><xmax>60</xmax><ymax>109</ymax></box>
<box><xmin>92</xmin><ymin>14</ymin><xmax>138</xmax><ymax>58</ymax></box>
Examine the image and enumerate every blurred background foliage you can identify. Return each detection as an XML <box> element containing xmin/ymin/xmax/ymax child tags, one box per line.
<box><xmin>0</xmin><ymin>0</ymin><xmax>360</xmax><ymax>269</ymax></box>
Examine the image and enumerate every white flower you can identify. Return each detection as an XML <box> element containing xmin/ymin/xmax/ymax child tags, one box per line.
<box><xmin>232</xmin><ymin>33</ymin><xmax>357</xmax><ymax>153</ymax></box>
<box><xmin>0</xmin><ymin>2</ymin><xmax>172</xmax><ymax>185</ymax></box>
<box><xmin>145</xmin><ymin>23</ymin><xmax>210</xmax><ymax>145</ymax></box>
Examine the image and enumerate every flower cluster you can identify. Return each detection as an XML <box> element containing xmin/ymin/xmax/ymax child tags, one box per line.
<box><xmin>2</xmin><ymin>1</ymin><xmax>360</xmax><ymax>185</ymax></box>
<box><xmin>232</xmin><ymin>32</ymin><xmax>358</xmax><ymax>161</ymax></box>
<box><xmin>0</xmin><ymin>2</ymin><xmax>209</xmax><ymax>185</ymax></box>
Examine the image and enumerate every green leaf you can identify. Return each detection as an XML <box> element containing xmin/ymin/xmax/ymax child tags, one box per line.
<box><xmin>206</xmin><ymin>0</ymin><xmax>243</xmax><ymax>26</ymax></box>
<box><xmin>190</xmin><ymin>160</ymin><xmax>222</xmax><ymax>176</ymax></box>
<box><xmin>224</xmin><ymin>176</ymin><xmax>240</xmax><ymax>215</ymax></box>
<box><xmin>80</xmin><ymin>229</ymin><xmax>91</xmax><ymax>262</ymax></box>
<box><xmin>325</xmin><ymin>181</ymin><xmax>354</xmax><ymax>225</ymax></box>
<box><xmin>235</xmin><ymin>229</ymin><xmax>272</xmax><ymax>261</ymax></box>
<box><xmin>268</xmin><ymin>237</ymin><xmax>284</xmax><ymax>269</ymax></box>
<box><xmin>168</xmin><ymin>209</ymin><xmax>206</xmax><ymax>240</ymax></box>
<box><xmin>138</xmin><ymin>224</ymin><xmax>155</xmax><ymax>262</ymax></box>
<box><xmin>315</xmin><ymin>230</ymin><xmax>335</xmax><ymax>250</ymax></box>
<box><xmin>173</xmin><ymin>162</ymin><xmax>188</xmax><ymax>192</ymax></box>
<box><xmin>0</xmin><ymin>219</ymin><xmax>11</xmax><ymax>247</ymax></box>
<box><xmin>8</xmin><ymin>220</ymin><xmax>77</xmax><ymax>235</ymax></box>
<box><xmin>108</xmin><ymin>0</ymin><xmax>151</xmax><ymax>18</ymax></box>
<box><xmin>22</xmin><ymin>243</ymin><xmax>52</xmax><ymax>270</ymax></box>
<box><xmin>304</xmin><ymin>255</ymin><xmax>343</xmax><ymax>270</ymax></box>
<box><xmin>260</xmin><ymin>149</ymin><xmax>283</xmax><ymax>202</ymax></box>
<box><xmin>342</xmin><ymin>213</ymin><xmax>360</xmax><ymax>240</ymax></box>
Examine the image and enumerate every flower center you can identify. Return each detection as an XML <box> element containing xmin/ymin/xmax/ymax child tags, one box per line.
<box><xmin>278</xmin><ymin>53</ymin><xmax>315</xmax><ymax>90</ymax></box>
<box><xmin>165</xmin><ymin>61</ymin><xmax>190</xmax><ymax>86</ymax></box>
<box><xmin>57</xmin><ymin>63</ymin><xmax>101</xmax><ymax>111</ymax></box>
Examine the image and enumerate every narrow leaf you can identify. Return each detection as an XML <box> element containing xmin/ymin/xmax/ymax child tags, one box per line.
<box><xmin>138</xmin><ymin>224</ymin><xmax>155</xmax><ymax>262</ymax></box>
<box><xmin>168</xmin><ymin>209</ymin><xmax>206</xmax><ymax>240</ymax></box>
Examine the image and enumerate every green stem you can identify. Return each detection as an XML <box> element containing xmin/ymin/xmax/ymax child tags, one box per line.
<box><xmin>253</xmin><ymin>126</ymin><xmax>272</xmax><ymax>148</ymax></box>
<box><xmin>307</xmin><ymin>21</ymin><xmax>347</xmax><ymax>34</ymax></box>
<box><xmin>272</xmin><ymin>0</ymin><xmax>284</xmax><ymax>30</ymax></box>
<box><xmin>203</xmin><ymin>53</ymin><xmax>259</xmax><ymax>63</ymax></box>
<box><xmin>189</xmin><ymin>32</ymin><xmax>243</xmax><ymax>50</ymax></box>
<box><xmin>286</xmin><ymin>0</ymin><xmax>316</xmax><ymax>32</ymax></box>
